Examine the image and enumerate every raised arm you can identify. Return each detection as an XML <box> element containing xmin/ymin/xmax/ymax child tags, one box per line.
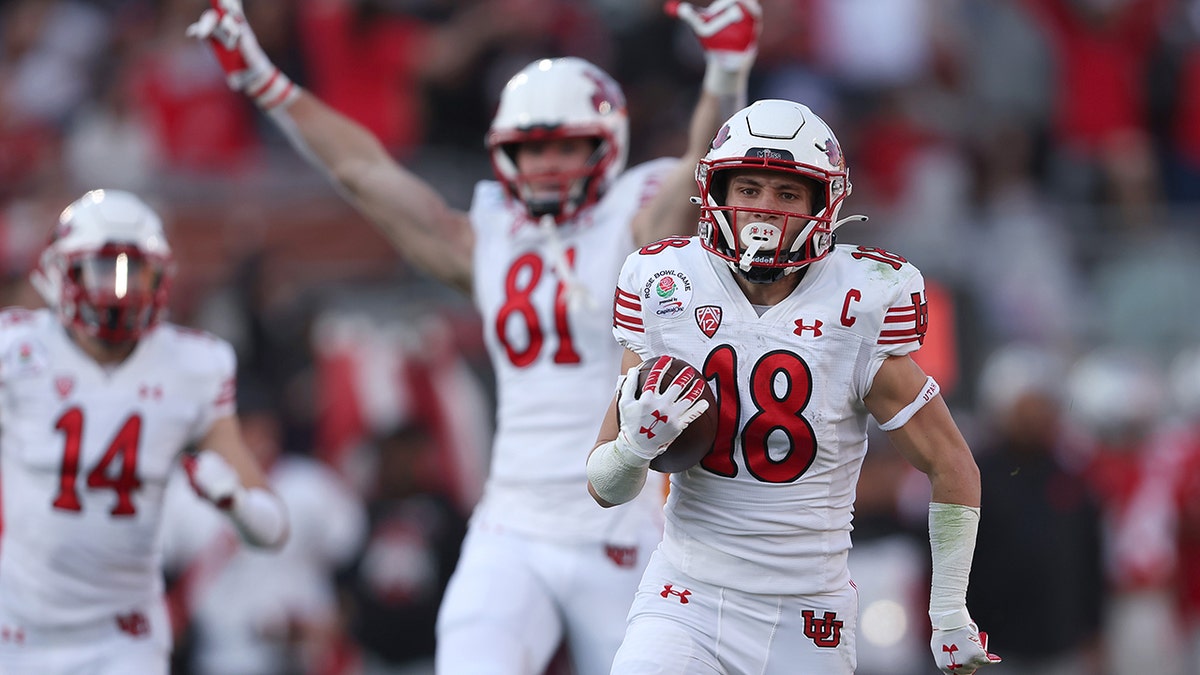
<box><xmin>630</xmin><ymin>0</ymin><xmax>762</xmax><ymax>246</ymax></box>
<box><xmin>188</xmin><ymin>0</ymin><xmax>473</xmax><ymax>294</ymax></box>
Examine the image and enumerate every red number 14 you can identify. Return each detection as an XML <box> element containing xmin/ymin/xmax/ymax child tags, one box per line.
<box><xmin>52</xmin><ymin>408</ymin><xmax>143</xmax><ymax>516</ymax></box>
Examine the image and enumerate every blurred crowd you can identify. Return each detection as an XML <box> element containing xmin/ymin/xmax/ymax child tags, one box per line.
<box><xmin>3</xmin><ymin>0</ymin><xmax>1200</xmax><ymax>673</ymax></box>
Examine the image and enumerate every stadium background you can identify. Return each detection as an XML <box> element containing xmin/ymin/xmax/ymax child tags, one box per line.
<box><xmin>2</xmin><ymin>0</ymin><xmax>1200</xmax><ymax>673</ymax></box>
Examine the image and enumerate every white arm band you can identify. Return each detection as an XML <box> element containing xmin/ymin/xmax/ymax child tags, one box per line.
<box><xmin>228</xmin><ymin>487</ymin><xmax>289</xmax><ymax>549</ymax></box>
<box><xmin>928</xmin><ymin>501</ymin><xmax>980</xmax><ymax>628</ymax></box>
<box><xmin>878</xmin><ymin>376</ymin><xmax>940</xmax><ymax>431</ymax></box>
<box><xmin>587</xmin><ymin>439</ymin><xmax>651</xmax><ymax>506</ymax></box>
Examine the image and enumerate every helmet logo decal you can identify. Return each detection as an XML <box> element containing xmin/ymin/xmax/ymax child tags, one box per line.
<box><xmin>819</xmin><ymin>138</ymin><xmax>844</xmax><ymax>169</ymax></box>
<box><xmin>749</xmin><ymin>147</ymin><xmax>794</xmax><ymax>161</ymax></box>
<box><xmin>711</xmin><ymin>124</ymin><xmax>731</xmax><ymax>150</ymax></box>
<box><xmin>584</xmin><ymin>70</ymin><xmax>625</xmax><ymax>114</ymax></box>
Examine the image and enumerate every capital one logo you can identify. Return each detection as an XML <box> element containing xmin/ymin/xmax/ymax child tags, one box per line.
<box><xmin>802</xmin><ymin>610</ymin><xmax>843</xmax><ymax>648</ymax></box>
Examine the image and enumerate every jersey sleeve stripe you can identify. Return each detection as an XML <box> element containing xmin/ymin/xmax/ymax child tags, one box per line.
<box><xmin>613</xmin><ymin>287</ymin><xmax>644</xmax><ymax>332</ymax></box>
<box><xmin>614</xmin><ymin>313</ymin><xmax>644</xmax><ymax>332</ymax></box>
<box><xmin>214</xmin><ymin>378</ymin><xmax>237</xmax><ymax>406</ymax></box>
<box><xmin>878</xmin><ymin>335</ymin><xmax>922</xmax><ymax>345</ymax></box>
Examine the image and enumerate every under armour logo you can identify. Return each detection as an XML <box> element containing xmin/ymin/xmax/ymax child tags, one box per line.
<box><xmin>794</xmin><ymin>319</ymin><xmax>823</xmax><ymax>337</ymax></box>
<box><xmin>0</xmin><ymin>625</ymin><xmax>25</xmax><ymax>644</ymax></box>
<box><xmin>639</xmin><ymin>410</ymin><xmax>668</xmax><ymax>439</ymax></box>
<box><xmin>116</xmin><ymin>611</ymin><xmax>150</xmax><ymax>638</ymax></box>
<box><xmin>941</xmin><ymin>643</ymin><xmax>962</xmax><ymax>670</ymax></box>
<box><xmin>660</xmin><ymin>584</ymin><xmax>691</xmax><ymax>604</ymax></box>
<box><xmin>802</xmin><ymin>610</ymin><xmax>843</xmax><ymax>648</ymax></box>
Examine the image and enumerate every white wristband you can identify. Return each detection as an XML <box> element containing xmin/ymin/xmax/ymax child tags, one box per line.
<box><xmin>928</xmin><ymin>502</ymin><xmax>980</xmax><ymax>623</ymax></box>
<box><xmin>702</xmin><ymin>53</ymin><xmax>752</xmax><ymax>97</ymax></box>
<box><xmin>878</xmin><ymin>376</ymin><xmax>939</xmax><ymax>431</ymax></box>
<box><xmin>587</xmin><ymin>439</ymin><xmax>651</xmax><ymax>505</ymax></box>
<box><xmin>229</xmin><ymin>487</ymin><xmax>289</xmax><ymax>549</ymax></box>
<box><xmin>247</xmin><ymin>68</ymin><xmax>299</xmax><ymax>111</ymax></box>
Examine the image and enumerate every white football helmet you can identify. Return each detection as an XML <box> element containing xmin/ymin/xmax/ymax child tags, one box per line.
<box><xmin>31</xmin><ymin>189</ymin><xmax>174</xmax><ymax>343</ymax></box>
<box><xmin>1064</xmin><ymin>348</ymin><xmax>1165</xmax><ymax>443</ymax></box>
<box><xmin>486</xmin><ymin>57</ymin><xmax>629</xmax><ymax>222</ymax></box>
<box><xmin>696</xmin><ymin>99</ymin><xmax>852</xmax><ymax>283</ymax></box>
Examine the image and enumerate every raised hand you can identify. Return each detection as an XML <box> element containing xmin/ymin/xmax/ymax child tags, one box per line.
<box><xmin>931</xmin><ymin>609</ymin><xmax>1002</xmax><ymax>674</ymax></box>
<box><xmin>666</xmin><ymin>0</ymin><xmax>762</xmax><ymax>74</ymax></box>
<box><xmin>616</xmin><ymin>356</ymin><xmax>710</xmax><ymax>461</ymax></box>
<box><xmin>186</xmin><ymin>0</ymin><xmax>297</xmax><ymax>110</ymax></box>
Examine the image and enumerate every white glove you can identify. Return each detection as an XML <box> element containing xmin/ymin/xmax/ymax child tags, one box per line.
<box><xmin>668</xmin><ymin>0</ymin><xmax>762</xmax><ymax>93</ymax></box>
<box><xmin>615</xmin><ymin>357</ymin><xmax>710</xmax><ymax>461</ymax></box>
<box><xmin>930</xmin><ymin>609</ymin><xmax>1002</xmax><ymax>674</ymax></box>
<box><xmin>184</xmin><ymin>450</ymin><xmax>240</xmax><ymax>510</ymax></box>
<box><xmin>187</xmin><ymin>0</ymin><xmax>298</xmax><ymax>110</ymax></box>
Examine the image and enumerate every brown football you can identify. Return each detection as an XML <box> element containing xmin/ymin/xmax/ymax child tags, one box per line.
<box><xmin>631</xmin><ymin>356</ymin><xmax>719</xmax><ymax>473</ymax></box>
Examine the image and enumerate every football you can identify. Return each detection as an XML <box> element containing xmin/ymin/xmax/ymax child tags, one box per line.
<box><xmin>632</xmin><ymin>356</ymin><xmax>719</xmax><ymax>473</ymax></box>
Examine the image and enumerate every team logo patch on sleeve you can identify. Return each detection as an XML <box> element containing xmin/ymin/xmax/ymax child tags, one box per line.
<box><xmin>642</xmin><ymin>270</ymin><xmax>692</xmax><ymax>318</ymax></box>
<box><xmin>695</xmin><ymin>305</ymin><xmax>722</xmax><ymax>338</ymax></box>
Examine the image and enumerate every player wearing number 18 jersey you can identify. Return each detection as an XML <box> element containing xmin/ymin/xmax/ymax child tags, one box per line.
<box><xmin>587</xmin><ymin>100</ymin><xmax>1001</xmax><ymax>674</ymax></box>
<box><xmin>0</xmin><ymin>190</ymin><xmax>286</xmax><ymax>675</ymax></box>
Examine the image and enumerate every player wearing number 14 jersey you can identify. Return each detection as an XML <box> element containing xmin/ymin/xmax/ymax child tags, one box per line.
<box><xmin>0</xmin><ymin>190</ymin><xmax>287</xmax><ymax>675</ymax></box>
<box><xmin>587</xmin><ymin>100</ymin><xmax>1001</xmax><ymax>674</ymax></box>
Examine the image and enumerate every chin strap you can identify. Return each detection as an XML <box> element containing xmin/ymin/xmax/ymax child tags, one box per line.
<box><xmin>538</xmin><ymin>214</ymin><xmax>595</xmax><ymax>312</ymax></box>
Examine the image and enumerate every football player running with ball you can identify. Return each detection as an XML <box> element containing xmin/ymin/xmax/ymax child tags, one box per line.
<box><xmin>587</xmin><ymin>99</ymin><xmax>1002</xmax><ymax>675</ymax></box>
<box><xmin>0</xmin><ymin>190</ymin><xmax>287</xmax><ymax>675</ymax></box>
<box><xmin>189</xmin><ymin>0</ymin><xmax>762</xmax><ymax>673</ymax></box>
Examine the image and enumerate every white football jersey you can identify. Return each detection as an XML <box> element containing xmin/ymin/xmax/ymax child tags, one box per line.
<box><xmin>613</xmin><ymin>239</ymin><xmax>928</xmax><ymax>594</ymax></box>
<box><xmin>468</xmin><ymin>159</ymin><xmax>673</xmax><ymax>541</ymax></box>
<box><xmin>0</xmin><ymin>308</ymin><xmax>236</xmax><ymax>628</ymax></box>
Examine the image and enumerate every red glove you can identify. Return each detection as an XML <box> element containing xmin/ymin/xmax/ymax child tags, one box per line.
<box><xmin>931</xmin><ymin>609</ymin><xmax>1003</xmax><ymax>674</ymax></box>
<box><xmin>666</xmin><ymin>0</ymin><xmax>761</xmax><ymax>90</ymax></box>
<box><xmin>186</xmin><ymin>0</ymin><xmax>298</xmax><ymax>110</ymax></box>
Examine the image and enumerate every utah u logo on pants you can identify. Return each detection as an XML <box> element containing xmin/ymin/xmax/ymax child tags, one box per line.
<box><xmin>802</xmin><ymin>610</ymin><xmax>842</xmax><ymax>648</ymax></box>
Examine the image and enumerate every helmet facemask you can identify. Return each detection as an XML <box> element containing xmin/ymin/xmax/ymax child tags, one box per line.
<box><xmin>699</xmin><ymin>162</ymin><xmax>843</xmax><ymax>284</ymax></box>
<box><xmin>59</xmin><ymin>243</ymin><xmax>172</xmax><ymax>344</ymax></box>
<box><xmin>31</xmin><ymin>189</ymin><xmax>175</xmax><ymax>346</ymax></box>
<box><xmin>490</xmin><ymin>130</ymin><xmax>612</xmax><ymax>222</ymax></box>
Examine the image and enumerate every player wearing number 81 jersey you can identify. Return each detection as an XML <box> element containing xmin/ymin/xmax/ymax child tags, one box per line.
<box><xmin>0</xmin><ymin>190</ymin><xmax>286</xmax><ymax>675</ymax></box>
<box><xmin>187</xmin><ymin>0</ymin><xmax>766</xmax><ymax>671</ymax></box>
<box><xmin>588</xmin><ymin>100</ymin><xmax>1000</xmax><ymax>674</ymax></box>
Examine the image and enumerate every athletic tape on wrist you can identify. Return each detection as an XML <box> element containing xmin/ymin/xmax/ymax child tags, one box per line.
<box><xmin>230</xmin><ymin>487</ymin><xmax>288</xmax><ymax>548</ymax></box>
<box><xmin>249</xmin><ymin>69</ymin><xmax>299</xmax><ymax>111</ymax></box>
<box><xmin>586</xmin><ymin>440</ymin><xmax>651</xmax><ymax>505</ymax></box>
<box><xmin>702</xmin><ymin>53</ymin><xmax>751</xmax><ymax>97</ymax></box>
<box><xmin>927</xmin><ymin>502</ymin><xmax>980</xmax><ymax>622</ymax></box>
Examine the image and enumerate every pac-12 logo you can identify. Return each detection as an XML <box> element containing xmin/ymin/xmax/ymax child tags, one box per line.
<box><xmin>695</xmin><ymin>305</ymin><xmax>722</xmax><ymax>338</ymax></box>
